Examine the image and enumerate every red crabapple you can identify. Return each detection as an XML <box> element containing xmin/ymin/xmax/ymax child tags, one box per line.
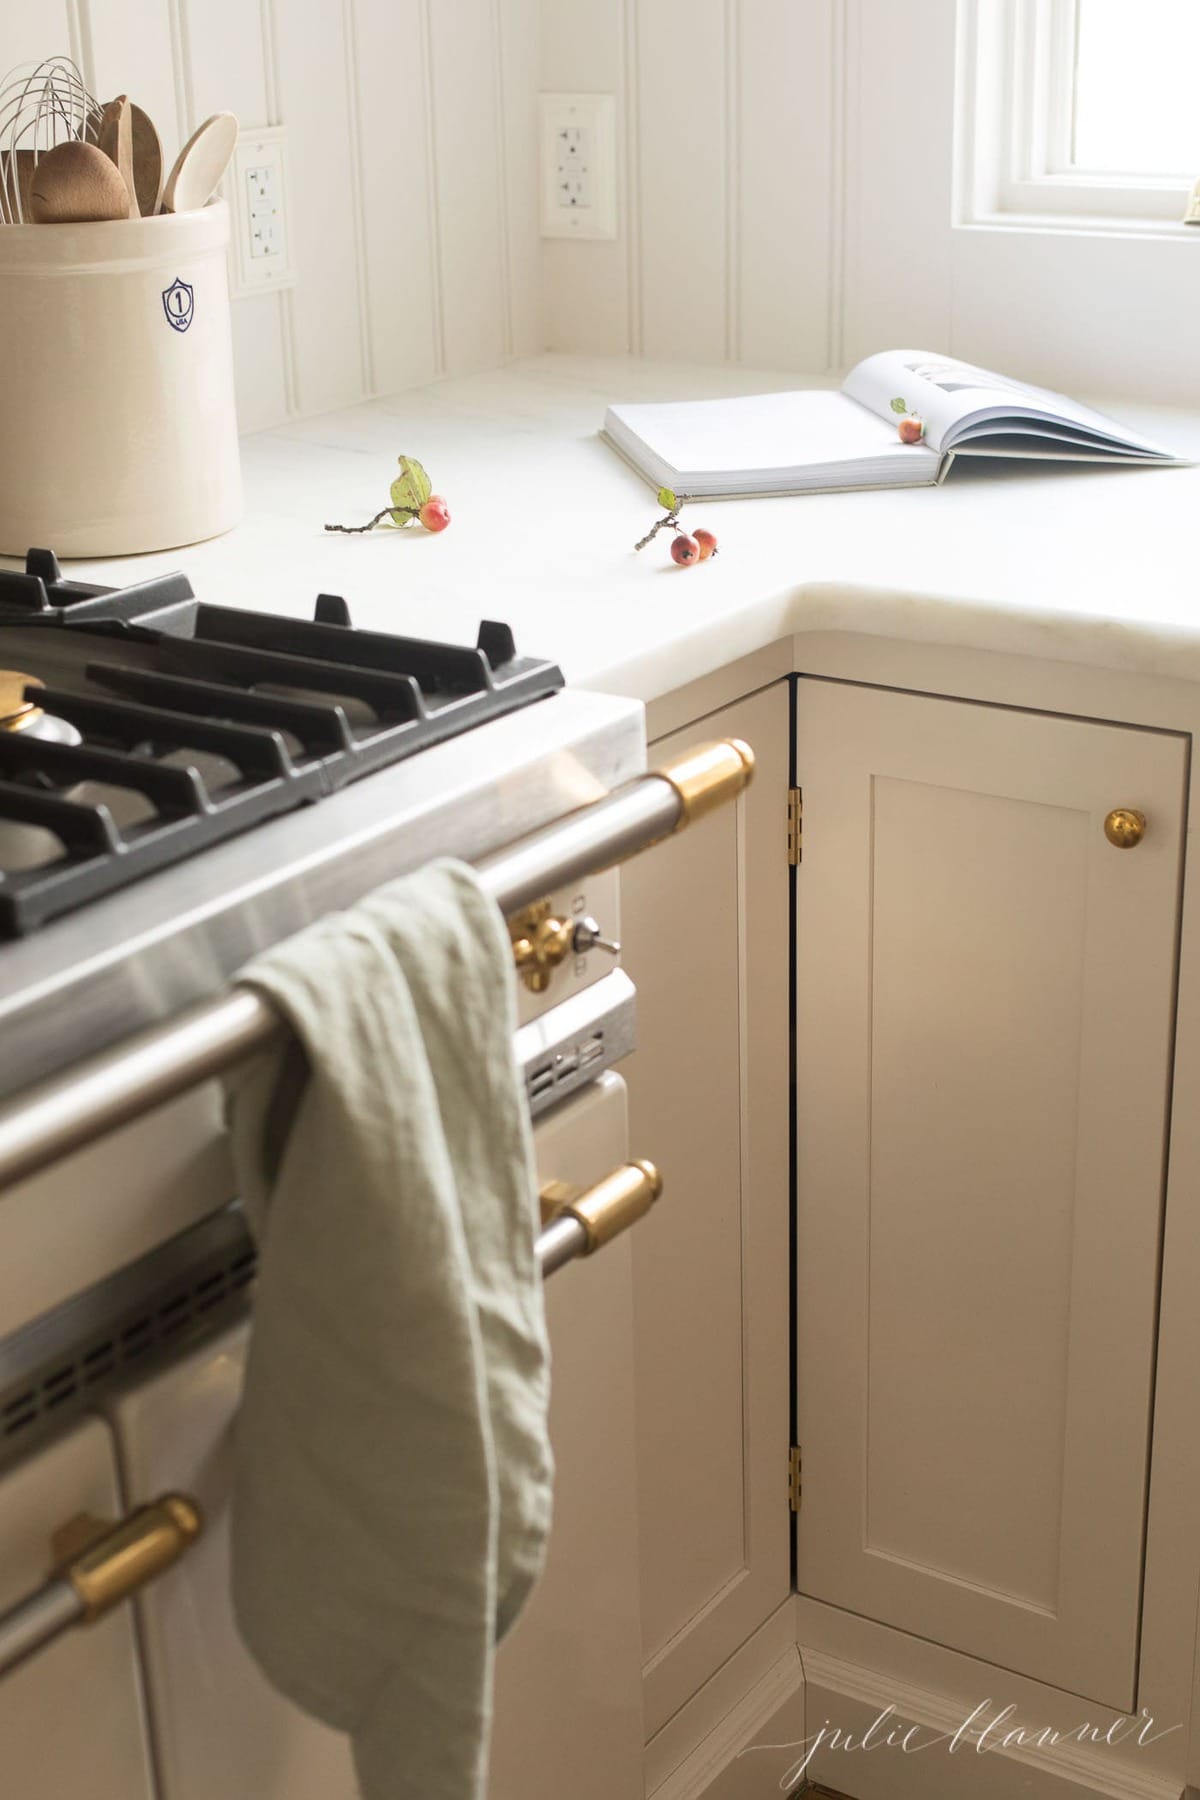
<box><xmin>419</xmin><ymin>496</ymin><xmax>452</xmax><ymax>531</ymax></box>
<box><xmin>670</xmin><ymin>534</ymin><xmax>700</xmax><ymax>566</ymax></box>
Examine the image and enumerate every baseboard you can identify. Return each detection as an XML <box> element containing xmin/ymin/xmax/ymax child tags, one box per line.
<box><xmin>796</xmin><ymin>1647</ymin><xmax>1184</xmax><ymax>1800</ymax></box>
<box><xmin>646</xmin><ymin>1642</ymin><xmax>805</xmax><ymax>1800</ymax></box>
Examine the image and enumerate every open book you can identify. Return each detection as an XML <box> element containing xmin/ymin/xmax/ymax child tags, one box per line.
<box><xmin>602</xmin><ymin>349</ymin><xmax>1189</xmax><ymax>499</ymax></box>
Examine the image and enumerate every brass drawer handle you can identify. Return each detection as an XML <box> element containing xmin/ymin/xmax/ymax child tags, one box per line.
<box><xmin>0</xmin><ymin>1492</ymin><xmax>203</xmax><ymax>1679</ymax></box>
<box><xmin>1105</xmin><ymin>808</ymin><xmax>1146</xmax><ymax>849</ymax></box>
<box><xmin>540</xmin><ymin>1159</ymin><xmax>663</xmax><ymax>1255</ymax></box>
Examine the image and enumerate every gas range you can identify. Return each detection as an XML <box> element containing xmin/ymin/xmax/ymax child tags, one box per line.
<box><xmin>0</xmin><ymin>547</ymin><xmax>565</xmax><ymax>936</ymax></box>
<box><xmin>0</xmin><ymin>549</ymin><xmax>645</xmax><ymax>1099</ymax></box>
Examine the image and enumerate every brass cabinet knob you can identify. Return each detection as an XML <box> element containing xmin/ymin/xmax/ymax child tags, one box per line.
<box><xmin>1104</xmin><ymin>809</ymin><xmax>1147</xmax><ymax>849</ymax></box>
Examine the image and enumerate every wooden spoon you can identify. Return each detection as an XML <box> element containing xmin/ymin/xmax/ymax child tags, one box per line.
<box><xmin>97</xmin><ymin>94</ymin><xmax>138</xmax><ymax>218</ymax></box>
<box><xmin>130</xmin><ymin>103</ymin><xmax>164</xmax><ymax>216</ymax></box>
<box><xmin>28</xmin><ymin>141</ymin><xmax>131</xmax><ymax>223</ymax></box>
<box><xmin>159</xmin><ymin>112</ymin><xmax>238</xmax><ymax>214</ymax></box>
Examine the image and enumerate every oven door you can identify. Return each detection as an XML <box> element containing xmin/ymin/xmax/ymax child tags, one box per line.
<box><xmin>93</xmin><ymin>1069</ymin><xmax>645</xmax><ymax>1800</ymax></box>
<box><xmin>0</xmin><ymin>1416</ymin><xmax>157</xmax><ymax>1799</ymax></box>
<box><xmin>490</xmin><ymin>1069</ymin><xmax>645</xmax><ymax>1800</ymax></box>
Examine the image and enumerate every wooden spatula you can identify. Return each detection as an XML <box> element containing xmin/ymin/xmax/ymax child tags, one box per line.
<box><xmin>130</xmin><ymin>104</ymin><xmax>164</xmax><ymax>216</ymax></box>
<box><xmin>97</xmin><ymin>94</ymin><xmax>138</xmax><ymax>218</ymax></box>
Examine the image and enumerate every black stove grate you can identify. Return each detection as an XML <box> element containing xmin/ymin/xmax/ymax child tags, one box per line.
<box><xmin>0</xmin><ymin>551</ymin><xmax>563</xmax><ymax>937</ymax></box>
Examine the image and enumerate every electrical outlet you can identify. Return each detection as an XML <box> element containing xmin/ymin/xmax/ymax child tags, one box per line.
<box><xmin>540</xmin><ymin>94</ymin><xmax>616</xmax><ymax>240</ymax></box>
<box><xmin>228</xmin><ymin>127</ymin><xmax>296</xmax><ymax>296</ymax></box>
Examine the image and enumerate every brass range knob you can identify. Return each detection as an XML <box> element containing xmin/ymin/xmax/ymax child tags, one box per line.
<box><xmin>1104</xmin><ymin>808</ymin><xmax>1146</xmax><ymax>850</ymax></box>
<box><xmin>509</xmin><ymin>901</ymin><xmax>620</xmax><ymax>993</ymax></box>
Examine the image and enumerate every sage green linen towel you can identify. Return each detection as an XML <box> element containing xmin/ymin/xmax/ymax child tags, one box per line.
<box><xmin>224</xmin><ymin>860</ymin><xmax>553</xmax><ymax>1800</ymax></box>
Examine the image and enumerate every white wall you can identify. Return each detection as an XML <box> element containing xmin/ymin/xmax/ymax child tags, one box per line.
<box><xmin>540</xmin><ymin>0</ymin><xmax>841</xmax><ymax>373</ymax></box>
<box><xmin>14</xmin><ymin>2</ymin><xmax>1193</xmax><ymax>422</ymax></box>
<box><xmin>540</xmin><ymin>0</ymin><xmax>1200</xmax><ymax>404</ymax></box>
<box><xmin>8</xmin><ymin>0</ymin><xmax>542</xmax><ymax>432</ymax></box>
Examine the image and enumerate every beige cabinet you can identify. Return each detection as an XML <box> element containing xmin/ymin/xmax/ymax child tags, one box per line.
<box><xmin>793</xmin><ymin>677</ymin><xmax>1186</xmax><ymax>1711</ymax></box>
<box><xmin>620</xmin><ymin>682</ymin><xmax>792</xmax><ymax>1737</ymax></box>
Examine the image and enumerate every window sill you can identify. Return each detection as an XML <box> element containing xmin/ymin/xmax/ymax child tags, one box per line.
<box><xmin>955</xmin><ymin>214</ymin><xmax>1200</xmax><ymax>244</ymax></box>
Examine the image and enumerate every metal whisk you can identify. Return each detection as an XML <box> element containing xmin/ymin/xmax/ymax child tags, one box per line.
<box><xmin>0</xmin><ymin>57</ymin><xmax>103</xmax><ymax>224</ymax></box>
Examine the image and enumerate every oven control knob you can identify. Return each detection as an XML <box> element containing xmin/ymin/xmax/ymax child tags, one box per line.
<box><xmin>509</xmin><ymin>903</ymin><xmax>621</xmax><ymax>992</ymax></box>
<box><xmin>572</xmin><ymin>916</ymin><xmax>620</xmax><ymax>958</ymax></box>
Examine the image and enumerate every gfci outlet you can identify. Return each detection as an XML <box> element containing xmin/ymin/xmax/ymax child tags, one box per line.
<box><xmin>229</xmin><ymin>126</ymin><xmax>296</xmax><ymax>297</ymax></box>
<box><xmin>540</xmin><ymin>94</ymin><xmax>617</xmax><ymax>240</ymax></box>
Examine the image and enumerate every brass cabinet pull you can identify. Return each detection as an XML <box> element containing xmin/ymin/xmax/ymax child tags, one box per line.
<box><xmin>0</xmin><ymin>1492</ymin><xmax>202</xmax><ymax>1679</ymax></box>
<box><xmin>539</xmin><ymin>1159</ymin><xmax>663</xmax><ymax>1270</ymax></box>
<box><xmin>1104</xmin><ymin>808</ymin><xmax>1147</xmax><ymax>849</ymax></box>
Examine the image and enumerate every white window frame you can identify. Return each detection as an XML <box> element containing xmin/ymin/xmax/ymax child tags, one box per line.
<box><xmin>958</xmin><ymin>0</ymin><xmax>1198</xmax><ymax>234</ymax></box>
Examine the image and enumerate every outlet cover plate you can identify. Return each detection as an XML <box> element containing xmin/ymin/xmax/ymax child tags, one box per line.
<box><xmin>540</xmin><ymin>93</ymin><xmax>617</xmax><ymax>240</ymax></box>
<box><xmin>229</xmin><ymin>126</ymin><xmax>296</xmax><ymax>297</ymax></box>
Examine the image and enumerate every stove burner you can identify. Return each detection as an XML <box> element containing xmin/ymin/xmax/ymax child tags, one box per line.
<box><xmin>0</xmin><ymin>550</ymin><xmax>564</xmax><ymax>936</ymax></box>
<box><xmin>0</xmin><ymin>547</ymin><xmax>198</xmax><ymax>632</ymax></box>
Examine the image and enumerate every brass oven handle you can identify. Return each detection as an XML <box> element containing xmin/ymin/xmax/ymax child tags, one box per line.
<box><xmin>538</xmin><ymin>1159</ymin><xmax>663</xmax><ymax>1273</ymax></box>
<box><xmin>510</xmin><ymin>738</ymin><xmax>755</xmax><ymax>992</ymax></box>
<box><xmin>656</xmin><ymin>737</ymin><xmax>756</xmax><ymax>827</ymax></box>
<box><xmin>0</xmin><ymin>738</ymin><xmax>756</xmax><ymax>1194</ymax></box>
<box><xmin>0</xmin><ymin>1492</ymin><xmax>202</xmax><ymax>1679</ymax></box>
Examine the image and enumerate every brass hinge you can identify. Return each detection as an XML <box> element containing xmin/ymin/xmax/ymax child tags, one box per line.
<box><xmin>787</xmin><ymin>787</ymin><xmax>803</xmax><ymax>866</ymax></box>
<box><xmin>788</xmin><ymin>1445</ymin><xmax>803</xmax><ymax>1512</ymax></box>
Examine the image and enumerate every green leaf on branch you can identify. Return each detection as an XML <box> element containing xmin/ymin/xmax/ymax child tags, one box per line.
<box><xmin>390</xmin><ymin>455</ymin><xmax>433</xmax><ymax>516</ymax></box>
<box><xmin>657</xmin><ymin>486</ymin><xmax>678</xmax><ymax>511</ymax></box>
<box><xmin>889</xmin><ymin>397</ymin><xmax>908</xmax><ymax>414</ymax></box>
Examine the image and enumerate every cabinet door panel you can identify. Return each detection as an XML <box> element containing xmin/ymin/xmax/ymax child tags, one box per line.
<box><xmin>794</xmin><ymin>678</ymin><xmax>1186</xmax><ymax>1710</ymax></box>
<box><xmin>622</xmin><ymin>682</ymin><xmax>791</xmax><ymax>1734</ymax></box>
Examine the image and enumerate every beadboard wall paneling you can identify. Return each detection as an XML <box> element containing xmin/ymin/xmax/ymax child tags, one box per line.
<box><xmin>183</xmin><ymin>0</ymin><xmax>290</xmax><ymax>431</ymax></box>
<box><xmin>85</xmin><ymin>0</ymin><xmax>180</xmax><ymax>161</ymax></box>
<box><xmin>351</xmin><ymin>0</ymin><xmax>440</xmax><ymax>397</ymax></box>
<box><xmin>540</xmin><ymin>0</ymin><xmax>841</xmax><ymax>372</ymax></box>
<box><xmin>427</xmin><ymin>0</ymin><xmax>507</xmax><ymax>374</ymax></box>
<box><xmin>635</xmin><ymin>0</ymin><xmax>731</xmax><ymax>362</ymax></box>
<box><xmin>736</xmin><ymin>0</ymin><xmax>837</xmax><ymax>371</ymax></box>
<box><xmin>539</xmin><ymin>3</ymin><xmax>634</xmax><ymax>354</ymax></box>
<box><xmin>838</xmin><ymin>0</ymin><xmax>955</xmax><ymax>368</ymax></box>
<box><xmin>17</xmin><ymin>0</ymin><xmax>542</xmax><ymax>432</ymax></box>
<box><xmin>272</xmin><ymin>0</ymin><xmax>366</xmax><ymax>417</ymax></box>
<box><xmin>497</xmin><ymin>0</ymin><xmax>543</xmax><ymax>356</ymax></box>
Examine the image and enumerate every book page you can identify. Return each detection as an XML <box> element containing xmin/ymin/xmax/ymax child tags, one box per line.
<box><xmin>603</xmin><ymin>388</ymin><xmax>940</xmax><ymax>489</ymax></box>
<box><xmin>842</xmin><ymin>349</ymin><xmax>1175</xmax><ymax>459</ymax></box>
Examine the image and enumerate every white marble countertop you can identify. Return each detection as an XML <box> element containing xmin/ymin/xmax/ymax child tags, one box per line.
<box><xmin>9</xmin><ymin>354</ymin><xmax>1200</xmax><ymax>701</ymax></box>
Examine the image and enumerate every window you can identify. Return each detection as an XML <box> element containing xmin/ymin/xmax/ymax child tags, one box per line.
<box><xmin>960</xmin><ymin>0</ymin><xmax>1200</xmax><ymax>229</ymax></box>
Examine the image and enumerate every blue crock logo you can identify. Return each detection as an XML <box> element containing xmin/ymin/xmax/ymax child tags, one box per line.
<box><xmin>162</xmin><ymin>278</ymin><xmax>195</xmax><ymax>333</ymax></box>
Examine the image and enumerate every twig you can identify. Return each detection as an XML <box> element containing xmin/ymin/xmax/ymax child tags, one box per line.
<box><xmin>634</xmin><ymin>511</ymin><xmax>681</xmax><ymax>552</ymax></box>
<box><xmin>324</xmin><ymin>506</ymin><xmax>417</xmax><ymax>535</ymax></box>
